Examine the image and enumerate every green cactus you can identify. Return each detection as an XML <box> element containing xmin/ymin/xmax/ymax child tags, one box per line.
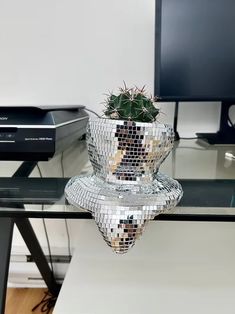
<box><xmin>104</xmin><ymin>85</ymin><xmax>159</xmax><ymax>123</ymax></box>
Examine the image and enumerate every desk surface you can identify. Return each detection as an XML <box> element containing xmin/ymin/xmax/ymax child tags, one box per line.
<box><xmin>0</xmin><ymin>140</ymin><xmax>234</xmax><ymax>219</ymax></box>
<box><xmin>54</xmin><ymin>220</ymin><xmax>235</xmax><ymax>314</ymax></box>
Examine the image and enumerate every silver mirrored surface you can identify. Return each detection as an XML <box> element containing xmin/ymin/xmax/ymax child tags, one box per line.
<box><xmin>65</xmin><ymin>118</ymin><xmax>183</xmax><ymax>253</ymax></box>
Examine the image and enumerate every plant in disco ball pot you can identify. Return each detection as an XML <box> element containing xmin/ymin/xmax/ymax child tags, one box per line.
<box><xmin>65</xmin><ymin>84</ymin><xmax>183</xmax><ymax>254</ymax></box>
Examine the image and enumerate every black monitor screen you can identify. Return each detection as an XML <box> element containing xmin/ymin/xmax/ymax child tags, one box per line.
<box><xmin>155</xmin><ymin>0</ymin><xmax>235</xmax><ymax>101</ymax></box>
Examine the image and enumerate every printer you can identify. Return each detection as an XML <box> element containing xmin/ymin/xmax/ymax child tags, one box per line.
<box><xmin>0</xmin><ymin>105</ymin><xmax>89</xmax><ymax>161</ymax></box>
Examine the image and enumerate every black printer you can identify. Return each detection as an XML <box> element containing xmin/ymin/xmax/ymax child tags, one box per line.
<box><xmin>0</xmin><ymin>105</ymin><xmax>89</xmax><ymax>161</ymax></box>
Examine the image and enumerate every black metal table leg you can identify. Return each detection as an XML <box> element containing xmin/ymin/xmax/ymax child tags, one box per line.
<box><xmin>13</xmin><ymin>161</ymin><xmax>61</xmax><ymax>296</ymax></box>
<box><xmin>0</xmin><ymin>161</ymin><xmax>61</xmax><ymax>313</ymax></box>
<box><xmin>0</xmin><ymin>161</ymin><xmax>61</xmax><ymax>314</ymax></box>
<box><xmin>13</xmin><ymin>161</ymin><xmax>38</xmax><ymax>177</ymax></box>
<box><xmin>0</xmin><ymin>218</ymin><xmax>14</xmax><ymax>314</ymax></box>
<box><xmin>15</xmin><ymin>218</ymin><xmax>61</xmax><ymax>296</ymax></box>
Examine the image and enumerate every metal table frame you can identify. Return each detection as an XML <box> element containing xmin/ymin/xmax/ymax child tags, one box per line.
<box><xmin>0</xmin><ymin>162</ymin><xmax>61</xmax><ymax>314</ymax></box>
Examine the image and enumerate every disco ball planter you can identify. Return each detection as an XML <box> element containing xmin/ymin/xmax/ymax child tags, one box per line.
<box><xmin>65</xmin><ymin>117</ymin><xmax>183</xmax><ymax>254</ymax></box>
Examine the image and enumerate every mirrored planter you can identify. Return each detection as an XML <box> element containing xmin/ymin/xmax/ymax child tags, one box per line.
<box><xmin>65</xmin><ymin>117</ymin><xmax>183</xmax><ymax>254</ymax></box>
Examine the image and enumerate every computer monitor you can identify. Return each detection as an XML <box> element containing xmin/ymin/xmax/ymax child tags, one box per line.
<box><xmin>155</xmin><ymin>0</ymin><xmax>235</xmax><ymax>144</ymax></box>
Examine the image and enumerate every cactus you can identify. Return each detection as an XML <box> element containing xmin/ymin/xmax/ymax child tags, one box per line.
<box><xmin>104</xmin><ymin>85</ymin><xmax>159</xmax><ymax>123</ymax></box>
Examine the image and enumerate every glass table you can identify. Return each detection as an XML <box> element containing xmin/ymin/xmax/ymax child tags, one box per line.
<box><xmin>0</xmin><ymin>139</ymin><xmax>234</xmax><ymax>313</ymax></box>
<box><xmin>0</xmin><ymin>139</ymin><xmax>234</xmax><ymax>220</ymax></box>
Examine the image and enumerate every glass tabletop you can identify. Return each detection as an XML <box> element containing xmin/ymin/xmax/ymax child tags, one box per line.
<box><xmin>0</xmin><ymin>139</ymin><xmax>234</xmax><ymax>220</ymax></box>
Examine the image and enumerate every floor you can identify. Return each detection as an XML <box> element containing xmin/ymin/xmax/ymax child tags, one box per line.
<box><xmin>5</xmin><ymin>288</ymin><xmax>54</xmax><ymax>314</ymax></box>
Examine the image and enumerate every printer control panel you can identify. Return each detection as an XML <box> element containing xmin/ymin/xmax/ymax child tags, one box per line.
<box><xmin>0</xmin><ymin>128</ymin><xmax>17</xmax><ymax>141</ymax></box>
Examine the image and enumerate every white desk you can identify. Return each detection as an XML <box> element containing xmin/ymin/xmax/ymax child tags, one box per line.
<box><xmin>54</xmin><ymin>220</ymin><xmax>235</xmax><ymax>314</ymax></box>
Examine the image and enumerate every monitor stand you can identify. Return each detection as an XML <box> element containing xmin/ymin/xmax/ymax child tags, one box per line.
<box><xmin>196</xmin><ymin>102</ymin><xmax>235</xmax><ymax>145</ymax></box>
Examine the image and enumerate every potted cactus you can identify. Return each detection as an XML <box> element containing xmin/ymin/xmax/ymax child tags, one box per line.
<box><xmin>65</xmin><ymin>84</ymin><xmax>183</xmax><ymax>254</ymax></box>
<box><xmin>87</xmin><ymin>85</ymin><xmax>174</xmax><ymax>184</ymax></box>
<box><xmin>104</xmin><ymin>85</ymin><xmax>160</xmax><ymax>122</ymax></box>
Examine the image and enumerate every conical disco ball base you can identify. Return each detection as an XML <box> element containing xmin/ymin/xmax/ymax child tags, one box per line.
<box><xmin>65</xmin><ymin>172</ymin><xmax>183</xmax><ymax>254</ymax></box>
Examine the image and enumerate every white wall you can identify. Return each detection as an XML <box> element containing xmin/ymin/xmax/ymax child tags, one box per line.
<box><xmin>0</xmin><ymin>0</ymin><xmax>155</xmax><ymax>107</ymax></box>
<box><xmin>0</xmin><ymin>0</ymin><xmax>223</xmax><ymax>136</ymax></box>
